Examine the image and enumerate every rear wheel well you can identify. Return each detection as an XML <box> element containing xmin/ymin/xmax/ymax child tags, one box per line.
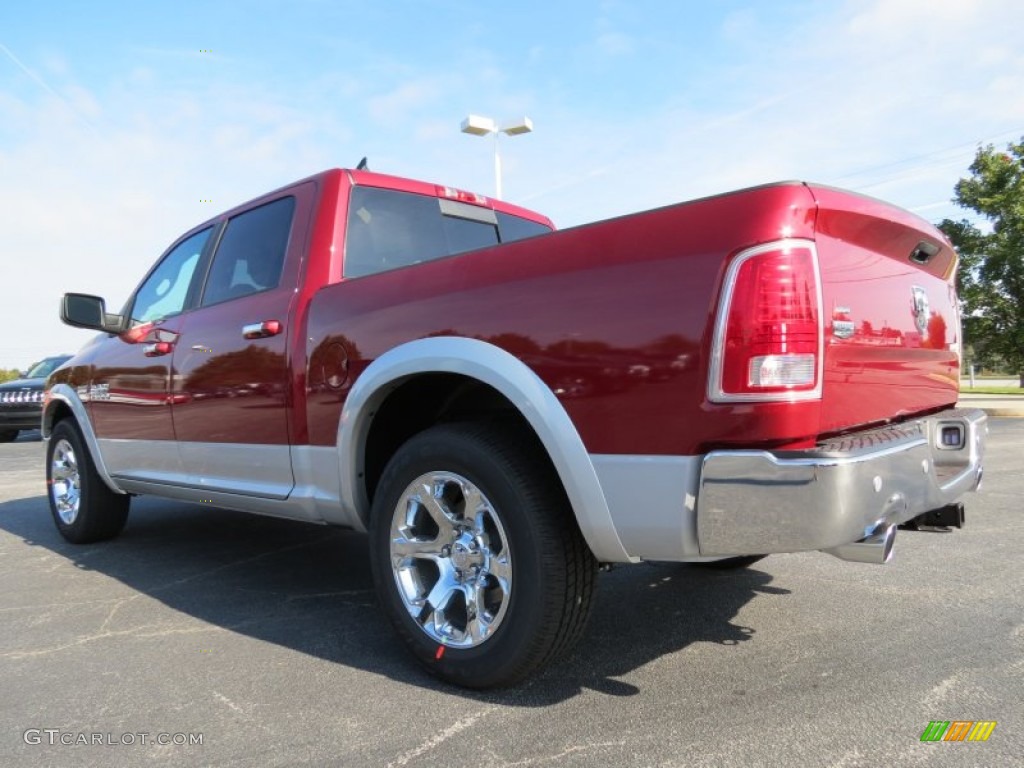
<box><xmin>363</xmin><ymin>373</ymin><xmax>548</xmax><ymax>508</ymax></box>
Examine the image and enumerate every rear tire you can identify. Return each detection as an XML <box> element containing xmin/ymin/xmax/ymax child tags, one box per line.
<box><xmin>369</xmin><ymin>422</ymin><xmax>597</xmax><ymax>688</ymax></box>
<box><xmin>0</xmin><ymin>429</ymin><xmax>18</xmax><ymax>442</ymax></box>
<box><xmin>46</xmin><ymin>419</ymin><xmax>130</xmax><ymax>544</ymax></box>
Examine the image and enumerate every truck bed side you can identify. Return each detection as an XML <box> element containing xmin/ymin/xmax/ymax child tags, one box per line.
<box><xmin>306</xmin><ymin>182</ymin><xmax>822</xmax><ymax>456</ymax></box>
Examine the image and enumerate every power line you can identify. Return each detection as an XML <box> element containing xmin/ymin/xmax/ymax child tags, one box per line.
<box><xmin>825</xmin><ymin>127</ymin><xmax>1024</xmax><ymax>187</ymax></box>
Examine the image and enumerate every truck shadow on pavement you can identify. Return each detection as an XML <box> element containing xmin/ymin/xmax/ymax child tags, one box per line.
<box><xmin>1</xmin><ymin>494</ymin><xmax>790</xmax><ymax>705</ymax></box>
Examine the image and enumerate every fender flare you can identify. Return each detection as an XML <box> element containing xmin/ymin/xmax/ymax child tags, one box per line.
<box><xmin>42</xmin><ymin>384</ymin><xmax>126</xmax><ymax>495</ymax></box>
<box><xmin>336</xmin><ymin>337</ymin><xmax>633</xmax><ymax>563</ymax></box>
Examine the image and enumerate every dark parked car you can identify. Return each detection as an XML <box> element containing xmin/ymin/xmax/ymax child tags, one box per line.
<box><xmin>0</xmin><ymin>355</ymin><xmax>72</xmax><ymax>441</ymax></box>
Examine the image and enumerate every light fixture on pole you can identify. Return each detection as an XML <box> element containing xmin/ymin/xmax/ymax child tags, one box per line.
<box><xmin>460</xmin><ymin>114</ymin><xmax>533</xmax><ymax>199</ymax></box>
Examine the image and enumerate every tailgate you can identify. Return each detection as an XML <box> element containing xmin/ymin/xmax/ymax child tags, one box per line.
<box><xmin>808</xmin><ymin>185</ymin><xmax>960</xmax><ymax>435</ymax></box>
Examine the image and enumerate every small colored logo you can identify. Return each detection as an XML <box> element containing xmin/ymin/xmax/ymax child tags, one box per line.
<box><xmin>920</xmin><ymin>721</ymin><xmax>997</xmax><ymax>742</ymax></box>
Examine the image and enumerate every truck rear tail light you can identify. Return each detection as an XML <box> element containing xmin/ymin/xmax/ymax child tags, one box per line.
<box><xmin>708</xmin><ymin>240</ymin><xmax>823</xmax><ymax>402</ymax></box>
<box><xmin>748</xmin><ymin>353</ymin><xmax>816</xmax><ymax>387</ymax></box>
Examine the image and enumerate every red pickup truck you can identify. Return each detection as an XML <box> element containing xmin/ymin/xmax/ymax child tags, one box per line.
<box><xmin>45</xmin><ymin>167</ymin><xmax>985</xmax><ymax>687</ymax></box>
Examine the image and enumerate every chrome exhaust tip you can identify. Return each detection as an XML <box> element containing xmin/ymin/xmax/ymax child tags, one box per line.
<box><xmin>824</xmin><ymin>523</ymin><xmax>896</xmax><ymax>565</ymax></box>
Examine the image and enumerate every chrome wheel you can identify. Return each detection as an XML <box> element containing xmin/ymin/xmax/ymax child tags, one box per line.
<box><xmin>50</xmin><ymin>438</ymin><xmax>81</xmax><ymax>524</ymax></box>
<box><xmin>389</xmin><ymin>471</ymin><xmax>512</xmax><ymax>648</ymax></box>
<box><xmin>370</xmin><ymin>424</ymin><xmax>597</xmax><ymax>687</ymax></box>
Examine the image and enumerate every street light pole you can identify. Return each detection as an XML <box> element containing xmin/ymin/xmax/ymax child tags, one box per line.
<box><xmin>493</xmin><ymin>132</ymin><xmax>503</xmax><ymax>200</ymax></box>
<box><xmin>460</xmin><ymin>115</ymin><xmax>533</xmax><ymax>199</ymax></box>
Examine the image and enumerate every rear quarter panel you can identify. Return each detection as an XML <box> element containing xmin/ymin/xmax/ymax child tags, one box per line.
<box><xmin>305</xmin><ymin>183</ymin><xmax>821</xmax><ymax>456</ymax></box>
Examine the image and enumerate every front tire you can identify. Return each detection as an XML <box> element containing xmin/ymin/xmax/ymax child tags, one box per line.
<box><xmin>47</xmin><ymin>419</ymin><xmax>130</xmax><ymax>544</ymax></box>
<box><xmin>0</xmin><ymin>429</ymin><xmax>18</xmax><ymax>442</ymax></box>
<box><xmin>369</xmin><ymin>423</ymin><xmax>596</xmax><ymax>688</ymax></box>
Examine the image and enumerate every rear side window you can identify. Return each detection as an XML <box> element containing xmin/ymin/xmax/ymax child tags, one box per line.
<box><xmin>131</xmin><ymin>228</ymin><xmax>212</xmax><ymax>325</ymax></box>
<box><xmin>201</xmin><ymin>197</ymin><xmax>296</xmax><ymax>306</ymax></box>
<box><xmin>344</xmin><ymin>187</ymin><xmax>500</xmax><ymax>278</ymax></box>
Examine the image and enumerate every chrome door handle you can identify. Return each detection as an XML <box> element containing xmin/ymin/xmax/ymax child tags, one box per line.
<box><xmin>242</xmin><ymin>320</ymin><xmax>283</xmax><ymax>339</ymax></box>
<box><xmin>143</xmin><ymin>342</ymin><xmax>173</xmax><ymax>357</ymax></box>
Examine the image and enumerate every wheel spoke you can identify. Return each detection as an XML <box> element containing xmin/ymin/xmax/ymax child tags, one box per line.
<box><xmin>417</xmin><ymin>486</ymin><xmax>457</xmax><ymax>538</ymax></box>
<box><xmin>50</xmin><ymin>438</ymin><xmax>82</xmax><ymax>525</ymax></box>
<box><xmin>423</xmin><ymin>572</ymin><xmax>463</xmax><ymax>639</ymax></box>
<box><xmin>473</xmin><ymin>509</ymin><xmax>490</xmax><ymax>540</ymax></box>
<box><xmin>463</xmin><ymin>488</ymin><xmax>484</xmax><ymax>527</ymax></box>
<box><xmin>466</xmin><ymin>586</ymin><xmax>494</xmax><ymax>643</ymax></box>
<box><xmin>391</xmin><ymin>534</ymin><xmax>444</xmax><ymax>560</ymax></box>
<box><xmin>424</xmin><ymin>572</ymin><xmax>459</xmax><ymax>613</ymax></box>
<box><xmin>387</xmin><ymin>470</ymin><xmax>513</xmax><ymax>649</ymax></box>
<box><xmin>487</xmin><ymin>553</ymin><xmax>512</xmax><ymax>588</ymax></box>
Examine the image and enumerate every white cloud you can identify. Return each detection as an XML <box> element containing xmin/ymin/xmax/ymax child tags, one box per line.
<box><xmin>0</xmin><ymin>69</ymin><xmax>344</xmax><ymax>366</ymax></box>
<box><xmin>720</xmin><ymin>8</ymin><xmax>757</xmax><ymax>41</ymax></box>
<box><xmin>595</xmin><ymin>32</ymin><xmax>633</xmax><ymax>57</ymax></box>
<box><xmin>517</xmin><ymin>0</ymin><xmax>1024</xmax><ymax>227</ymax></box>
<box><xmin>2</xmin><ymin>0</ymin><xmax>1024</xmax><ymax>366</ymax></box>
<box><xmin>368</xmin><ymin>80</ymin><xmax>442</xmax><ymax>123</ymax></box>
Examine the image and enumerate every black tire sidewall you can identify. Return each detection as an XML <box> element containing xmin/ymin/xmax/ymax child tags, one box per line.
<box><xmin>46</xmin><ymin>419</ymin><xmax>127</xmax><ymax>543</ymax></box>
<box><xmin>369</xmin><ymin>425</ymin><xmax>559</xmax><ymax>687</ymax></box>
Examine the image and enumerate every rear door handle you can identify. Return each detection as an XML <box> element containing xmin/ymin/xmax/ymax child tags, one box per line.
<box><xmin>242</xmin><ymin>320</ymin><xmax>283</xmax><ymax>339</ymax></box>
<box><xmin>143</xmin><ymin>342</ymin><xmax>174</xmax><ymax>357</ymax></box>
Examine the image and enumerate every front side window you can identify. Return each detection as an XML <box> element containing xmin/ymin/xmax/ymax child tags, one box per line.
<box><xmin>201</xmin><ymin>197</ymin><xmax>296</xmax><ymax>306</ymax></box>
<box><xmin>131</xmin><ymin>228</ymin><xmax>212</xmax><ymax>325</ymax></box>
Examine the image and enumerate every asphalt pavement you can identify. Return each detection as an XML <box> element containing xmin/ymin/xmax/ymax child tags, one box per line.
<box><xmin>1</xmin><ymin>425</ymin><xmax>1021</xmax><ymax>767</ymax></box>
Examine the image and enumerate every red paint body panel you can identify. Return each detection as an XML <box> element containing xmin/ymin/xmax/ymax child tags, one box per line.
<box><xmin>87</xmin><ymin>321</ymin><xmax>183</xmax><ymax>441</ymax></box>
<box><xmin>68</xmin><ymin>167</ymin><xmax>962</xmax><ymax>461</ymax></box>
<box><xmin>306</xmin><ymin>183</ymin><xmax>823</xmax><ymax>454</ymax></box>
<box><xmin>170</xmin><ymin>181</ymin><xmax>319</xmax><ymax>446</ymax></box>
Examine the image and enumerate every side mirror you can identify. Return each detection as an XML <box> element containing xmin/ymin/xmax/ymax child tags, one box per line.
<box><xmin>60</xmin><ymin>293</ymin><xmax>124</xmax><ymax>334</ymax></box>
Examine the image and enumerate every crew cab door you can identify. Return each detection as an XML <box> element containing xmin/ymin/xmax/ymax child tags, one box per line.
<box><xmin>88</xmin><ymin>227</ymin><xmax>214</xmax><ymax>481</ymax></box>
<box><xmin>170</xmin><ymin>183</ymin><xmax>314</xmax><ymax>498</ymax></box>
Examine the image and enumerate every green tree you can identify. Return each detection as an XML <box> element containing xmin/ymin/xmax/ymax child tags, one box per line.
<box><xmin>0</xmin><ymin>368</ymin><xmax>22</xmax><ymax>383</ymax></box>
<box><xmin>939</xmin><ymin>138</ymin><xmax>1024</xmax><ymax>383</ymax></box>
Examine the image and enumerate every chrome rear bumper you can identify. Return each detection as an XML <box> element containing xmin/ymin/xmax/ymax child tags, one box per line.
<box><xmin>696</xmin><ymin>408</ymin><xmax>986</xmax><ymax>557</ymax></box>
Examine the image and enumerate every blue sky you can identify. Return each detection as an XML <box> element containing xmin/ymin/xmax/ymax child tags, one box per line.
<box><xmin>2</xmin><ymin>0</ymin><xmax>1023</xmax><ymax>367</ymax></box>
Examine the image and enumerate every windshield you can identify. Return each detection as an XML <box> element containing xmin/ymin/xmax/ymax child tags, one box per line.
<box><xmin>26</xmin><ymin>356</ymin><xmax>71</xmax><ymax>379</ymax></box>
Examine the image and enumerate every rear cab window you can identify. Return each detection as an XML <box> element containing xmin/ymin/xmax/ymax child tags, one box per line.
<box><xmin>495</xmin><ymin>211</ymin><xmax>551</xmax><ymax>243</ymax></box>
<box><xmin>343</xmin><ymin>186</ymin><xmax>552</xmax><ymax>279</ymax></box>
